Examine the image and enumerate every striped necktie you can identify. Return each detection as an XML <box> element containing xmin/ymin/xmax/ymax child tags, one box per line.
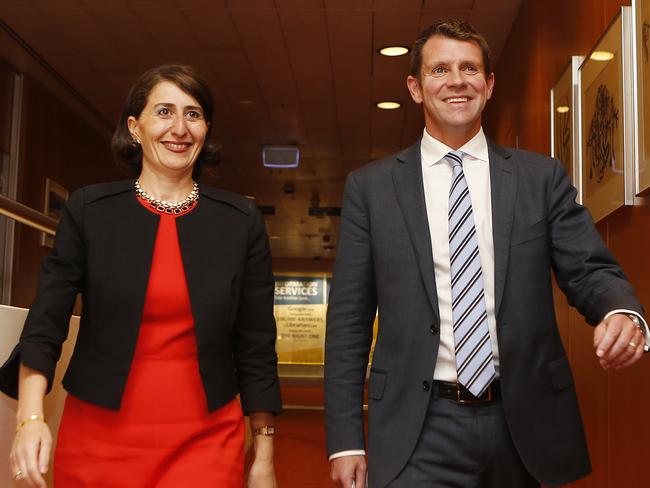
<box><xmin>446</xmin><ymin>150</ymin><xmax>495</xmax><ymax>398</ymax></box>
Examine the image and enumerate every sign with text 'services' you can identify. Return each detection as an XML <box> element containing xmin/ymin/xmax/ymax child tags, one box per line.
<box><xmin>274</xmin><ymin>275</ymin><xmax>328</xmax><ymax>364</ymax></box>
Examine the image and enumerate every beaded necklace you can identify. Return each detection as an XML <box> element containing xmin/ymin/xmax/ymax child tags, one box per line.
<box><xmin>135</xmin><ymin>179</ymin><xmax>199</xmax><ymax>215</ymax></box>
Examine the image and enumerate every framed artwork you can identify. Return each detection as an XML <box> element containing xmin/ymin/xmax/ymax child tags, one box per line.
<box><xmin>633</xmin><ymin>0</ymin><xmax>650</xmax><ymax>194</ymax></box>
<box><xmin>578</xmin><ymin>7</ymin><xmax>635</xmax><ymax>222</ymax></box>
<box><xmin>551</xmin><ymin>56</ymin><xmax>584</xmax><ymax>199</ymax></box>
<box><xmin>40</xmin><ymin>178</ymin><xmax>68</xmax><ymax>247</ymax></box>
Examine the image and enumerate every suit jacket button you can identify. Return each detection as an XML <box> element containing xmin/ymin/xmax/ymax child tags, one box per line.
<box><xmin>422</xmin><ymin>380</ymin><xmax>431</xmax><ymax>391</ymax></box>
<box><xmin>430</xmin><ymin>324</ymin><xmax>438</xmax><ymax>334</ymax></box>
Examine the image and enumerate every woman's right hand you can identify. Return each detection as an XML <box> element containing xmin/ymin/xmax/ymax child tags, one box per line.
<box><xmin>10</xmin><ymin>420</ymin><xmax>52</xmax><ymax>488</ymax></box>
<box><xmin>13</xmin><ymin>365</ymin><xmax>50</xmax><ymax>486</ymax></box>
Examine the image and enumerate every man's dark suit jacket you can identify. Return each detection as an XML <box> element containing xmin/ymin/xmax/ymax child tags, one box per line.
<box><xmin>325</xmin><ymin>139</ymin><xmax>644</xmax><ymax>487</ymax></box>
<box><xmin>0</xmin><ymin>180</ymin><xmax>282</xmax><ymax>415</ymax></box>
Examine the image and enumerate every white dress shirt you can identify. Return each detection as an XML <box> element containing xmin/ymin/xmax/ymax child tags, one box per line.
<box><xmin>421</xmin><ymin>127</ymin><xmax>500</xmax><ymax>381</ymax></box>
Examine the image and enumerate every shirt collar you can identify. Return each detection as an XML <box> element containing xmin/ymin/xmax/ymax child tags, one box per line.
<box><xmin>420</xmin><ymin>127</ymin><xmax>489</xmax><ymax>167</ymax></box>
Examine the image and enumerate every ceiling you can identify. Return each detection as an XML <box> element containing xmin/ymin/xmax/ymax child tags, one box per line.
<box><xmin>0</xmin><ymin>0</ymin><xmax>522</xmax><ymax>261</ymax></box>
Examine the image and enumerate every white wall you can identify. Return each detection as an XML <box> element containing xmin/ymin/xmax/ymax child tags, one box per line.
<box><xmin>0</xmin><ymin>305</ymin><xmax>78</xmax><ymax>487</ymax></box>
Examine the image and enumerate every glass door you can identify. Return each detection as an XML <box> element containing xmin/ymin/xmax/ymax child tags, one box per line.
<box><xmin>0</xmin><ymin>61</ymin><xmax>21</xmax><ymax>303</ymax></box>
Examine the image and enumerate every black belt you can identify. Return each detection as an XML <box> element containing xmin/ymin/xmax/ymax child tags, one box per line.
<box><xmin>434</xmin><ymin>380</ymin><xmax>501</xmax><ymax>404</ymax></box>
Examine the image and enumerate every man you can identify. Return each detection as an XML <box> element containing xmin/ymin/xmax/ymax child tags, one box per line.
<box><xmin>324</xmin><ymin>19</ymin><xmax>647</xmax><ymax>488</ymax></box>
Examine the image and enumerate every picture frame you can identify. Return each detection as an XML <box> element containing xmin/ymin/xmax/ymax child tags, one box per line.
<box><xmin>632</xmin><ymin>0</ymin><xmax>650</xmax><ymax>194</ymax></box>
<box><xmin>577</xmin><ymin>7</ymin><xmax>635</xmax><ymax>222</ymax></box>
<box><xmin>550</xmin><ymin>56</ymin><xmax>584</xmax><ymax>200</ymax></box>
<box><xmin>40</xmin><ymin>177</ymin><xmax>68</xmax><ymax>247</ymax></box>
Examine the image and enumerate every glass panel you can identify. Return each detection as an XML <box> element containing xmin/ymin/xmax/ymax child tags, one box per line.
<box><xmin>0</xmin><ymin>61</ymin><xmax>16</xmax><ymax>303</ymax></box>
<box><xmin>0</xmin><ymin>153</ymin><xmax>9</xmax><ymax>301</ymax></box>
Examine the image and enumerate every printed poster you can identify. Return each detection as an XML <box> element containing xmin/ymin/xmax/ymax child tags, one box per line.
<box><xmin>274</xmin><ymin>275</ymin><xmax>328</xmax><ymax>364</ymax></box>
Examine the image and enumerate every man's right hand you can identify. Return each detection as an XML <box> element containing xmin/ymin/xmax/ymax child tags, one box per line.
<box><xmin>330</xmin><ymin>455</ymin><xmax>367</xmax><ymax>488</ymax></box>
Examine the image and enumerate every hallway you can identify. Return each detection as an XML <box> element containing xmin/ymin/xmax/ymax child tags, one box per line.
<box><xmin>244</xmin><ymin>385</ymin><xmax>334</xmax><ymax>487</ymax></box>
<box><xmin>275</xmin><ymin>409</ymin><xmax>331</xmax><ymax>488</ymax></box>
<box><xmin>2</xmin><ymin>2</ymin><xmax>650</xmax><ymax>488</ymax></box>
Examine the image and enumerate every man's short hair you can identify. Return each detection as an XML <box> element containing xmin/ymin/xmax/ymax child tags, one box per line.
<box><xmin>410</xmin><ymin>19</ymin><xmax>492</xmax><ymax>78</ymax></box>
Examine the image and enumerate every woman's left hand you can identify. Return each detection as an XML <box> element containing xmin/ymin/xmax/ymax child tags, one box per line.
<box><xmin>247</xmin><ymin>458</ymin><xmax>278</xmax><ymax>488</ymax></box>
<box><xmin>247</xmin><ymin>412</ymin><xmax>278</xmax><ymax>487</ymax></box>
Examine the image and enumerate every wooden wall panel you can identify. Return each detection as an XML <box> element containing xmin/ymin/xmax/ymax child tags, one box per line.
<box><xmin>273</xmin><ymin>257</ymin><xmax>333</xmax><ymax>274</ymax></box>
<box><xmin>606</xmin><ymin>205</ymin><xmax>650</xmax><ymax>488</ymax></box>
<box><xmin>10</xmin><ymin>74</ymin><xmax>121</xmax><ymax>309</ymax></box>
<box><xmin>484</xmin><ymin>1</ymin><xmax>650</xmax><ymax>486</ymax></box>
<box><xmin>568</xmin><ymin>306</ymin><xmax>609</xmax><ymax>488</ymax></box>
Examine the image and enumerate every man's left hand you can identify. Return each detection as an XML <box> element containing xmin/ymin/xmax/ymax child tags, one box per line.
<box><xmin>593</xmin><ymin>313</ymin><xmax>645</xmax><ymax>370</ymax></box>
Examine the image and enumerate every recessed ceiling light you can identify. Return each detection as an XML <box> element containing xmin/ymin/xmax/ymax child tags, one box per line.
<box><xmin>379</xmin><ymin>46</ymin><xmax>409</xmax><ymax>57</ymax></box>
<box><xmin>590</xmin><ymin>51</ymin><xmax>614</xmax><ymax>61</ymax></box>
<box><xmin>239</xmin><ymin>100</ymin><xmax>254</xmax><ymax>106</ymax></box>
<box><xmin>556</xmin><ymin>106</ymin><xmax>570</xmax><ymax>113</ymax></box>
<box><xmin>269</xmin><ymin>235</ymin><xmax>281</xmax><ymax>240</ymax></box>
<box><xmin>245</xmin><ymin>195</ymin><xmax>256</xmax><ymax>200</ymax></box>
<box><xmin>376</xmin><ymin>101</ymin><xmax>401</xmax><ymax>110</ymax></box>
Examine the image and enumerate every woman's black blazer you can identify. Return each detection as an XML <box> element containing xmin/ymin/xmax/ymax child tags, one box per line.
<box><xmin>0</xmin><ymin>180</ymin><xmax>282</xmax><ymax>414</ymax></box>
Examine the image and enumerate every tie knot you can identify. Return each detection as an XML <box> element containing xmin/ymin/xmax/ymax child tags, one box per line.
<box><xmin>444</xmin><ymin>151</ymin><xmax>464</xmax><ymax>168</ymax></box>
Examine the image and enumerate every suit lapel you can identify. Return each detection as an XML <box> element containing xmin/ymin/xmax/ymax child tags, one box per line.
<box><xmin>123</xmin><ymin>193</ymin><xmax>160</xmax><ymax>313</ymax></box>
<box><xmin>488</xmin><ymin>140</ymin><xmax>517</xmax><ymax>316</ymax></box>
<box><xmin>175</xmin><ymin>188</ymin><xmax>248</xmax><ymax>342</ymax></box>
<box><xmin>391</xmin><ymin>141</ymin><xmax>440</xmax><ymax>320</ymax></box>
<box><xmin>97</xmin><ymin>186</ymin><xmax>159</xmax><ymax>345</ymax></box>
<box><xmin>175</xmin><ymin>195</ymin><xmax>217</xmax><ymax>341</ymax></box>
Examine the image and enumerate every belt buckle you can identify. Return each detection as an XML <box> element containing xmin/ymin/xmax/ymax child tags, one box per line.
<box><xmin>456</xmin><ymin>383</ymin><xmax>492</xmax><ymax>404</ymax></box>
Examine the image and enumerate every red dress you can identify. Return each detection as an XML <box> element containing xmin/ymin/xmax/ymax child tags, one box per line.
<box><xmin>54</xmin><ymin>199</ymin><xmax>244</xmax><ymax>487</ymax></box>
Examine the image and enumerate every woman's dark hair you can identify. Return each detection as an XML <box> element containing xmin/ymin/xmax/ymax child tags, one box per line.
<box><xmin>111</xmin><ymin>64</ymin><xmax>220</xmax><ymax>179</ymax></box>
<box><xmin>410</xmin><ymin>19</ymin><xmax>492</xmax><ymax>79</ymax></box>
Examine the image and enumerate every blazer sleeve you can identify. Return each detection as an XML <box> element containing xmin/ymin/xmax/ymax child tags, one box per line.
<box><xmin>0</xmin><ymin>188</ymin><xmax>86</xmax><ymax>398</ymax></box>
<box><xmin>233</xmin><ymin>201</ymin><xmax>282</xmax><ymax>415</ymax></box>
<box><xmin>547</xmin><ymin>160</ymin><xmax>644</xmax><ymax>324</ymax></box>
<box><xmin>324</xmin><ymin>172</ymin><xmax>377</xmax><ymax>456</ymax></box>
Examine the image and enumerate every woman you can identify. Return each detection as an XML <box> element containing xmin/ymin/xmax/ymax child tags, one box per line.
<box><xmin>0</xmin><ymin>65</ymin><xmax>281</xmax><ymax>487</ymax></box>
